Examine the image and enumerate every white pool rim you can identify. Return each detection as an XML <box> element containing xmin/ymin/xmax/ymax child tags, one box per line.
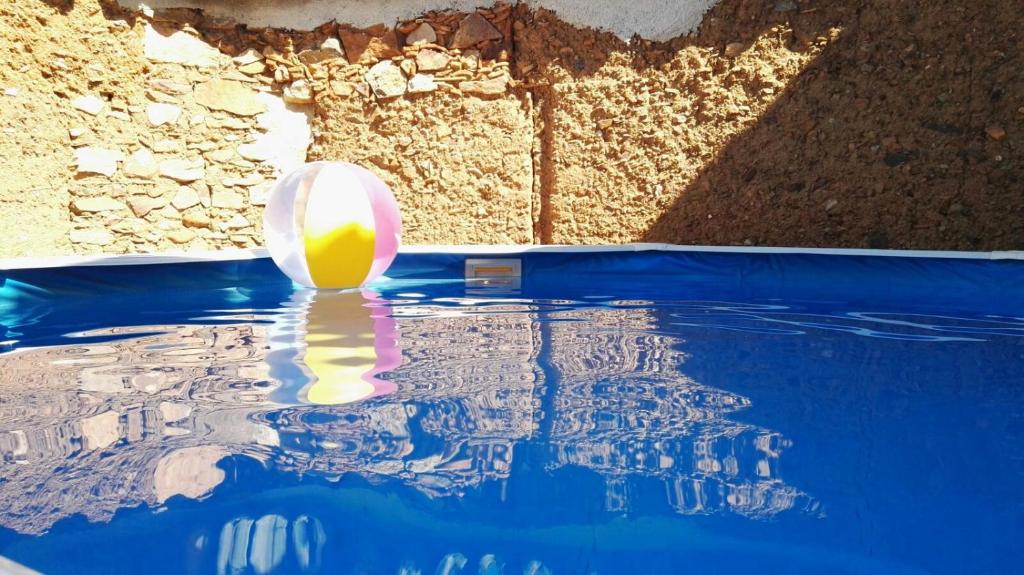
<box><xmin>2</xmin><ymin>243</ymin><xmax>1023</xmax><ymax>270</ymax></box>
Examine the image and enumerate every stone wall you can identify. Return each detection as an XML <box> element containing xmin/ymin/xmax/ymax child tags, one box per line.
<box><xmin>0</xmin><ymin>0</ymin><xmax>1021</xmax><ymax>258</ymax></box>
<box><xmin>1</xmin><ymin>1</ymin><xmax>313</xmax><ymax>255</ymax></box>
<box><xmin>314</xmin><ymin>91</ymin><xmax>536</xmax><ymax>244</ymax></box>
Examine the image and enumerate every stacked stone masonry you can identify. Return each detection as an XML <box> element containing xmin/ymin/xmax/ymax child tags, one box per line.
<box><xmin>0</xmin><ymin>0</ymin><xmax>1020</xmax><ymax>256</ymax></box>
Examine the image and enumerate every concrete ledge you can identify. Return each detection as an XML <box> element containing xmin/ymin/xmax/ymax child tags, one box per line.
<box><xmin>123</xmin><ymin>0</ymin><xmax>718</xmax><ymax>40</ymax></box>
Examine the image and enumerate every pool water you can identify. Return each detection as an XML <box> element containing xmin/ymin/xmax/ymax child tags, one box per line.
<box><xmin>0</xmin><ymin>251</ymin><xmax>1022</xmax><ymax>574</ymax></box>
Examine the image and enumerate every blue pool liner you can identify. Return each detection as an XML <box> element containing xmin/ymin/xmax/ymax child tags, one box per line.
<box><xmin>2</xmin><ymin>248</ymin><xmax>1022</xmax><ymax>316</ymax></box>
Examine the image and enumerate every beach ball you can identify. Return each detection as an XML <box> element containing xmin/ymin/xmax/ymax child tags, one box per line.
<box><xmin>264</xmin><ymin>162</ymin><xmax>402</xmax><ymax>289</ymax></box>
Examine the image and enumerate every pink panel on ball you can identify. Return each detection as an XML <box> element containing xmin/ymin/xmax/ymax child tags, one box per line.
<box><xmin>360</xmin><ymin>289</ymin><xmax>401</xmax><ymax>398</ymax></box>
<box><xmin>349</xmin><ymin>163</ymin><xmax>402</xmax><ymax>283</ymax></box>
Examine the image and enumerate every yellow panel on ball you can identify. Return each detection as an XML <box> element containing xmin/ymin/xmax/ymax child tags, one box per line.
<box><xmin>302</xmin><ymin>164</ymin><xmax>376</xmax><ymax>289</ymax></box>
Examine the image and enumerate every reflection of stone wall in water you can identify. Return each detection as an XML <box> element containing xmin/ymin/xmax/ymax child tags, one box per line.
<box><xmin>0</xmin><ymin>301</ymin><xmax>544</xmax><ymax>533</ymax></box>
<box><xmin>0</xmin><ymin>300</ymin><xmax>813</xmax><ymax>535</ymax></box>
<box><xmin>245</xmin><ymin>303</ymin><xmax>812</xmax><ymax>514</ymax></box>
<box><xmin>0</xmin><ymin>323</ymin><xmax>280</xmax><ymax>535</ymax></box>
<box><xmin>276</xmin><ymin>308</ymin><xmax>543</xmax><ymax>496</ymax></box>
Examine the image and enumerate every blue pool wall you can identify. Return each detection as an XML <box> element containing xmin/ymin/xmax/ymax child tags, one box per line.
<box><xmin>3</xmin><ymin>248</ymin><xmax>1022</xmax><ymax>311</ymax></box>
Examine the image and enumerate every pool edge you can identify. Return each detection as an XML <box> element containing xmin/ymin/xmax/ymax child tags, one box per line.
<box><xmin>2</xmin><ymin>243</ymin><xmax>1023</xmax><ymax>270</ymax></box>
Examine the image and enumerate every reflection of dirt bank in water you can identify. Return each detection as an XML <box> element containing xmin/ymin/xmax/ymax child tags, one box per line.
<box><xmin>0</xmin><ymin>323</ymin><xmax>281</xmax><ymax>535</ymax></box>
<box><xmin>516</xmin><ymin>0</ymin><xmax>1023</xmax><ymax>249</ymax></box>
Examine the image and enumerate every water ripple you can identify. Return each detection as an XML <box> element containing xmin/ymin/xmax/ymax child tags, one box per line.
<box><xmin>7</xmin><ymin>291</ymin><xmax>1016</xmax><ymax>535</ymax></box>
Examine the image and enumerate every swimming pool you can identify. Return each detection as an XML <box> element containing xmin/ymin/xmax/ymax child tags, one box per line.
<box><xmin>1</xmin><ymin>247</ymin><xmax>1022</xmax><ymax>574</ymax></box>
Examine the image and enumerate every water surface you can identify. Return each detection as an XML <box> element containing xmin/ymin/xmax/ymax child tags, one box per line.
<box><xmin>1</xmin><ymin>256</ymin><xmax>1022</xmax><ymax>574</ymax></box>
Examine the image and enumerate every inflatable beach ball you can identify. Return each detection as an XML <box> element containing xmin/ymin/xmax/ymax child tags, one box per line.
<box><xmin>264</xmin><ymin>162</ymin><xmax>402</xmax><ymax>289</ymax></box>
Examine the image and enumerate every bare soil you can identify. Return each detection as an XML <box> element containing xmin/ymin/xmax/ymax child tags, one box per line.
<box><xmin>517</xmin><ymin>0</ymin><xmax>1023</xmax><ymax>249</ymax></box>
